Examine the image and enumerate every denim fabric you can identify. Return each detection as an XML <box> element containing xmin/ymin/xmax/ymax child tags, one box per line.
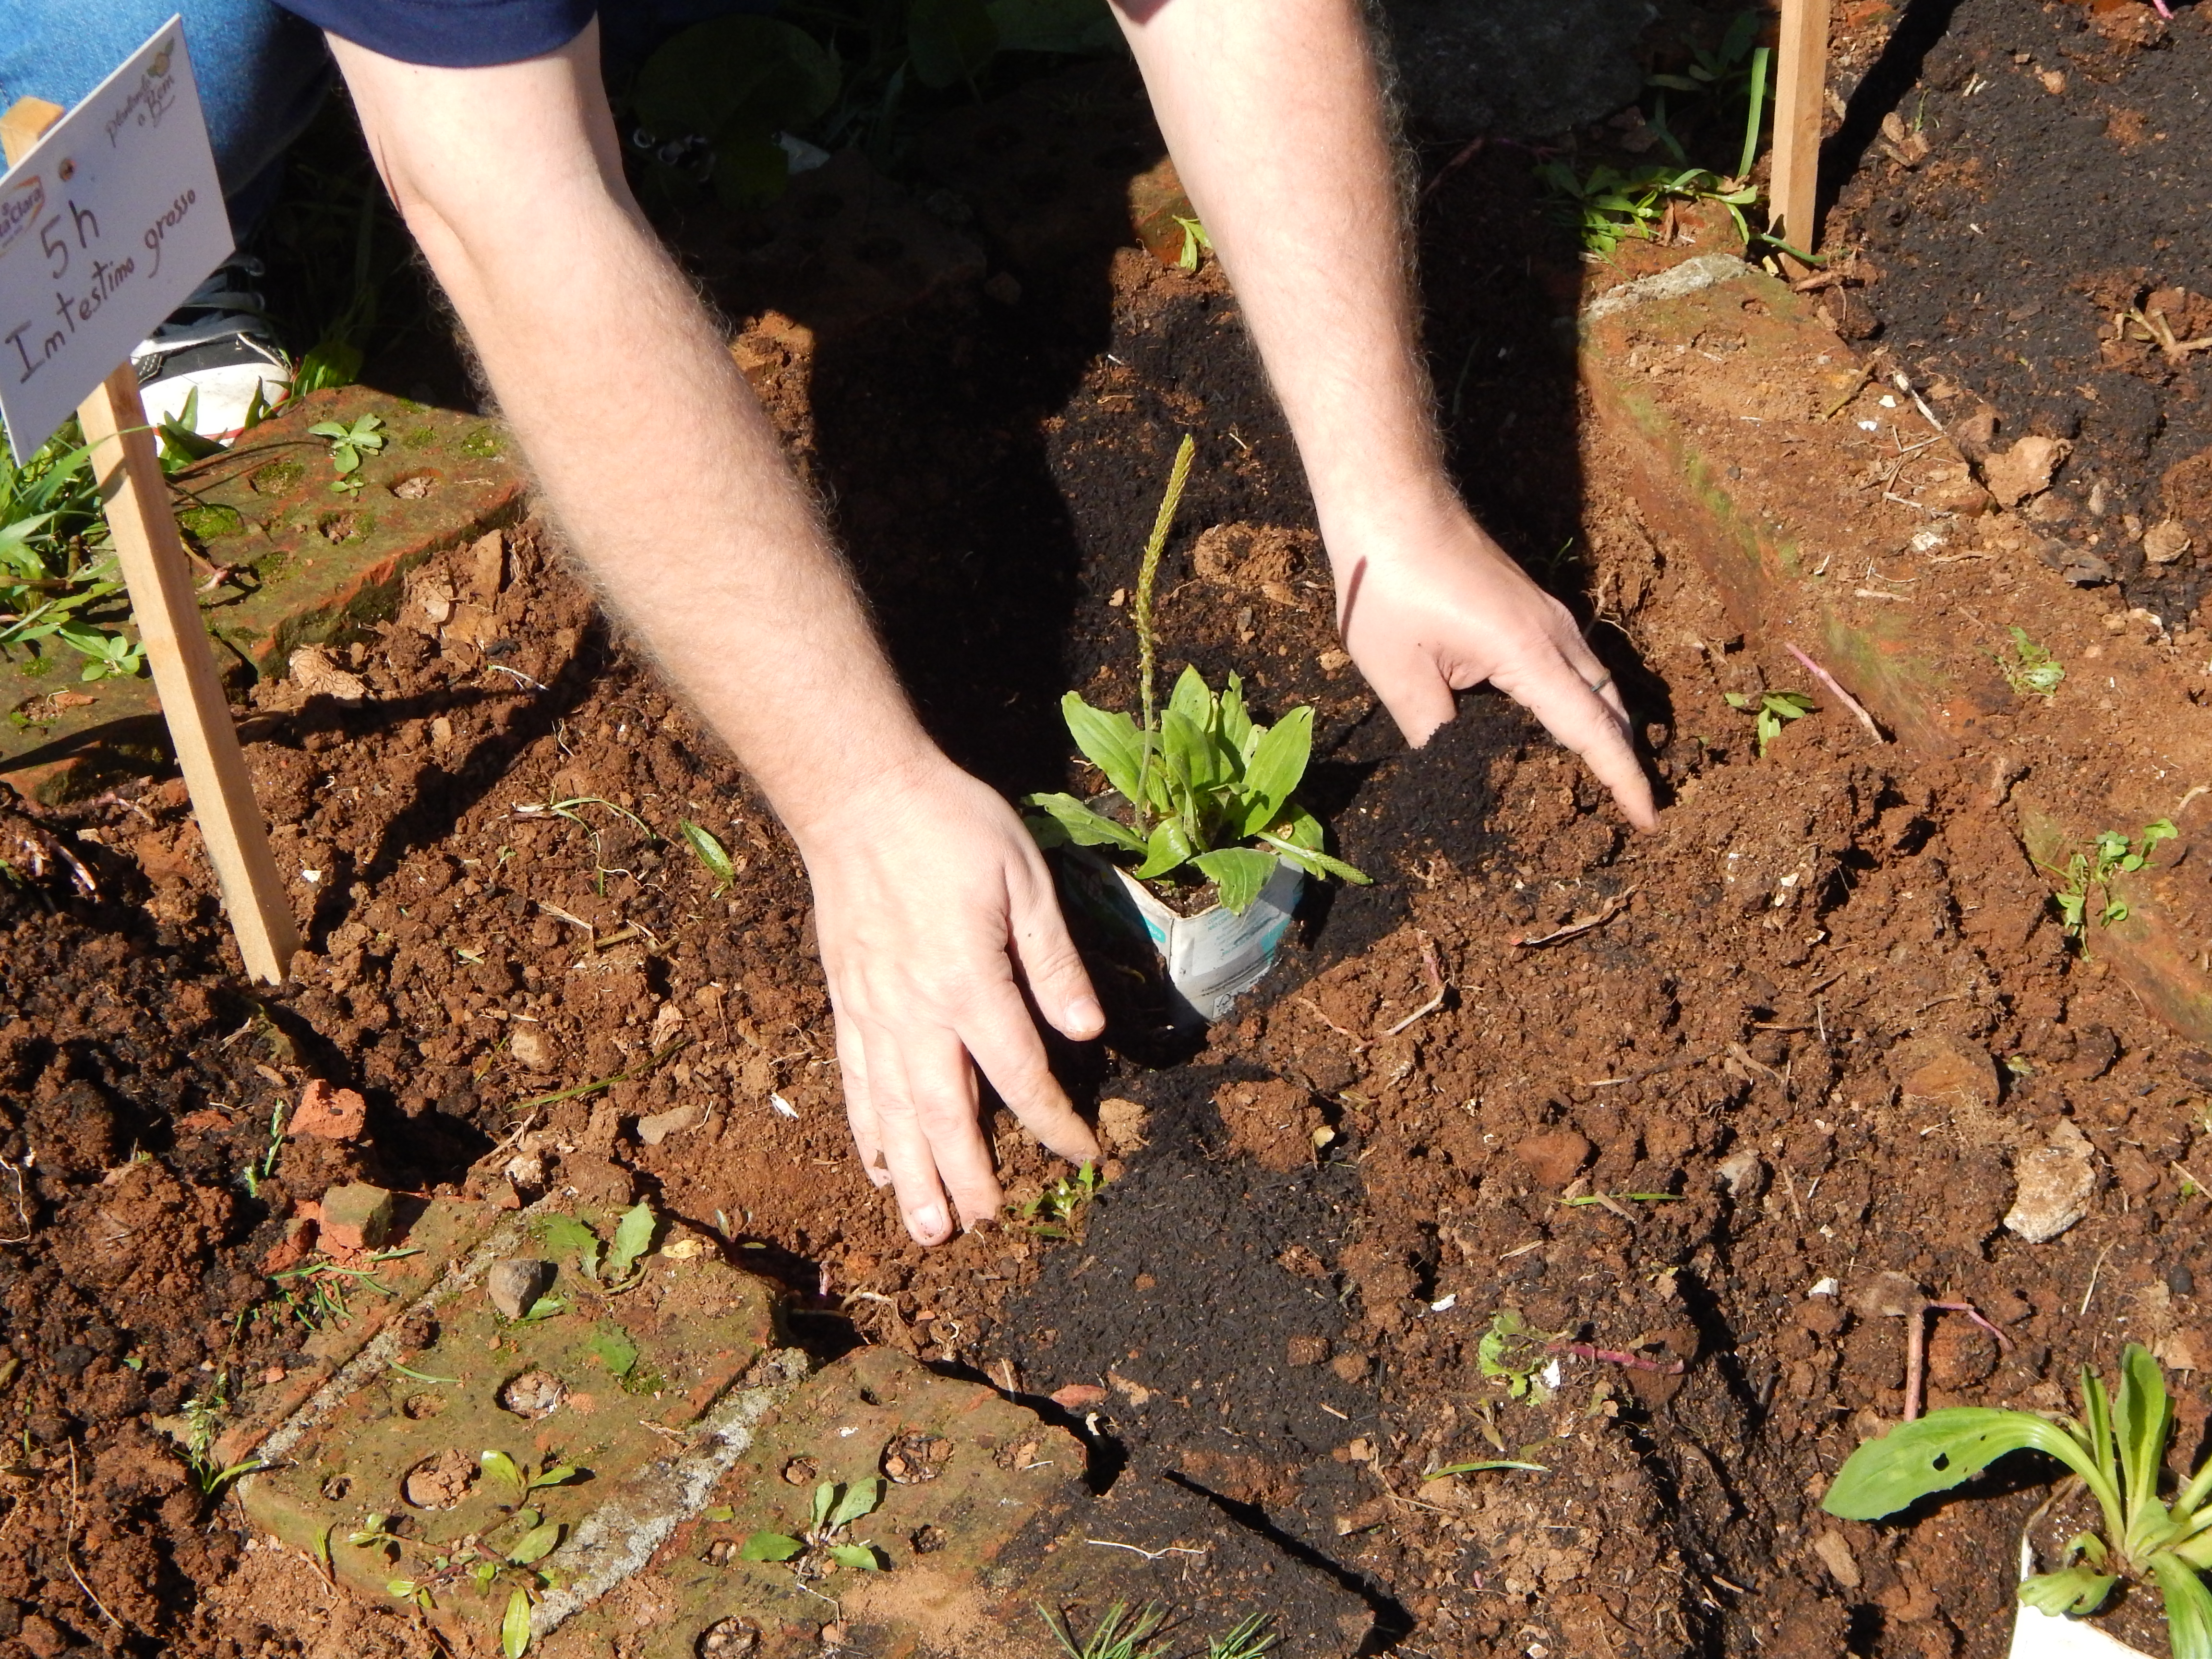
<box><xmin>0</xmin><ymin>0</ymin><xmax>334</xmax><ymax>213</ymax></box>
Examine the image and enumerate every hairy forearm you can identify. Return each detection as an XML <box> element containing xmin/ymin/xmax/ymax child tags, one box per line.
<box><xmin>1116</xmin><ymin>0</ymin><xmax>1450</xmax><ymax>546</ymax></box>
<box><xmin>331</xmin><ymin>33</ymin><xmax>935</xmax><ymax>846</ymax></box>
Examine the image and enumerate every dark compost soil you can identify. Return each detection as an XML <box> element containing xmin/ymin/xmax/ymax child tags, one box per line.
<box><xmin>3</xmin><ymin>28</ymin><xmax>2212</xmax><ymax>1659</ymax></box>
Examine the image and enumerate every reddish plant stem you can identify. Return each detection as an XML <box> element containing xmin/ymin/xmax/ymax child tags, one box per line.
<box><xmin>1904</xmin><ymin>1299</ymin><xmax>2013</xmax><ymax>1422</ymax></box>
<box><xmin>1548</xmin><ymin>1340</ymin><xmax>1686</xmax><ymax>1376</ymax></box>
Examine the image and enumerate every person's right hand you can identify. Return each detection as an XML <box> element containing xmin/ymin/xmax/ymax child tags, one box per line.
<box><xmin>792</xmin><ymin>755</ymin><xmax>1106</xmax><ymax>1246</ymax></box>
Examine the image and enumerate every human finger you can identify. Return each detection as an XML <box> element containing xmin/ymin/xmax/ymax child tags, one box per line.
<box><xmin>1364</xmin><ymin>651</ymin><xmax>1459</xmax><ymax>749</ymax></box>
<box><xmin>860</xmin><ymin>1026</ymin><xmax>960</xmax><ymax>1244</ymax></box>
<box><xmin>1006</xmin><ymin>852</ymin><xmax>1106</xmax><ymax>1041</ymax></box>
<box><xmin>898</xmin><ymin>1027</ymin><xmax>1006</xmax><ymax>1232</ymax></box>
<box><xmin>1495</xmin><ymin>650</ymin><xmax>1659</xmax><ymax>831</ymax></box>
<box><xmin>833</xmin><ymin>1012</ymin><xmax>891</xmax><ymax>1190</ymax></box>
<box><xmin>960</xmin><ymin>976</ymin><xmax>1102</xmax><ymax>1169</ymax></box>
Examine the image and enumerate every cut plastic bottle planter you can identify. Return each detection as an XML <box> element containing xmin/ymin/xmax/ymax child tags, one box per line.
<box><xmin>1061</xmin><ymin>849</ymin><xmax>1302</xmax><ymax>1025</ymax></box>
<box><xmin>2009</xmin><ymin>1539</ymin><xmax>2155</xmax><ymax>1659</ymax></box>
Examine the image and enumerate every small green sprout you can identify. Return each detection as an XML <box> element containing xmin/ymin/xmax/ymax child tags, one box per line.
<box><xmin>1039</xmin><ymin>1601</ymin><xmax>1167</xmax><ymax>1659</ymax></box>
<box><xmin>1825</xmin><ymin>1345</ymin><xmax>2212</xmax><ymax>1654</ymax></box>
<box><xmin>1017</xmin><ymin>1163</ymin><xmax>1104</xmax><ymax>1239</ymax></box>
<box><xmin>2001</xmin><ymin>626</ymin><xmax>2066</xmax><ymax>697</ymax></box>
<box><xmin>1426</xmin><ymin>1456</ymin><xmax>1551</xmax><ymax>1477</ymax></box>
<box><xmin>1478</xmin><ymin>1309</ymin><xmax>1559</xmax><ymax>1402</ymax></box>
<box><xmin>740</xmin><ymin>1478</ymin><xmax>887</xmax><ymax>1575</ymax></box>
<box><xmin>480</xmin><ymin>1449</ymin><xmax>582</xmax><ymax>1511</ymax></box>
<box><xmin>1206</xmin><ymin>1615</ymin><xmax>1279</xmax><ymax>1659</ymax></box>
<box><xmin>533</xmin><ymin>1201</ymin><xmax>658</xmax><ymax>1291</ymax></box>
<box><xmin>678</xmin><ymin>820</ymin><xmax>738</xmax><ymax>894</ymax></box>
<box><xmin>309</xmin><ymin>414</ymin><xmax>387</xmax><ymax>493</ymax></box>
<box><xmin>2048</xmin><ymin>819</ymin><xmax>2176</xmax><ymax>938</ymax></box>
<box><xmin>1173</xmin><ymin>215</ymin><xmax>1212</xmax><ymax>271</ymax></box>
<box><xmin>1723</xmin><ymin>689</ymin><xmax>1816</xmax><ymax>757</ymax></box>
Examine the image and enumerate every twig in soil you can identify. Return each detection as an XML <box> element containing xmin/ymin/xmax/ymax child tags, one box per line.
<box><xmin>2172</xmin><ymin>1159</ymin><xmax>2211</xmax><ymax>1198</ymax></box>
<box><xmin>2080</xmin><ymin>1243</ymin><xmax>2115</xmax><ymax>1318</ymax></box>
<box><xmin>1581</xmin><ymin>1047</ymin><xmax>1720</xmax><ymax>1089</ymax></box>
<box><xmin>1085</xmin><ymin>1538</ymin><xmax>1209</xmax><ymax>1562</ymax></box>
<box><xmin>1887</xmin><ymin>371</ymin><xmax>1946</xmax><ymax>435</ymax></box>
<box><xmin>510</xmin><ymin>1038</ymin><xmax>689</xmax><ymax>1114</ymax></box>
<box><xmin>1296</xmin><ymin>996</ymin><xmax>1368</xmax><ymax>1051</ymax></box>
<box><xmin>1901</xmin><ymin>1297</ymin><xmax>2015</xmax><ymax>1422</ymax></box>
<box><xmin>64</xmin><ymin>1442</ymin><xmax>121</xmax><ymax>1628</ymax></box>
<box><xmin>1821</xmin><ymin>367</ymin><xmax>1874</xmax><ymax>420</ymax></box>
<box><xmin>1382</xmin><ymin>934</ymin><xmax>1449</xmax><ymax>1036</ymax></box>
<box><xmin>0</xmin><ymin>1155</ymin><xmax>29</xmax><ymax>1244</ymax></box>
<box><xmin>1511</xmin><ymin>888</ymin><xmax>1635</xmax><ymax>949</ymax></box>
<box><xmin>1784</xmin><ymin>643</ymin><xmax>1886</xmax><ymax>744</ymax></box>
<box><xmin>1419</xmin><ymin>135</ymin><xmax>1486</xmax><ymax>201</ymax></box>
<box><xmin>1546</xmin><ymin>1340</ymin><xmax>1685</xmax><ymax>1376</ymax></box>
<box><xmin>485</xmin><ymin>663</ymin><xmax>550</xmax><ymax>693</ymax></box>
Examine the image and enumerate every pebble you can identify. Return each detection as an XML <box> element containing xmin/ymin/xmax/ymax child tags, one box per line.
<box><xmin>487</xmin><ymin>1257</ymin><xmax>555</xmax><ymax>1322</ymax></box>
<box><xmin>2004</xmin><ymin>1120</ymin><xmax>2097</xmax><ymax>1244</ymax></box>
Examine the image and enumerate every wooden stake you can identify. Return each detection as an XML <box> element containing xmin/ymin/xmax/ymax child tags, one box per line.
<box><xmin>5</xmin><ymin>102</ymin><xmax>298</xmax><ymax>983</ymax></box>
<box><xmin>1769</xmin><ymin>0</ymin><xmax>1832</xmax><ymax>263</ymax></box>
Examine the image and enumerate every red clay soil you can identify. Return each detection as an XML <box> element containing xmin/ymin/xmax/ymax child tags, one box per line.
<box><xmin>3</xmin><ymin>62</ymin><xmax>2212</xmax><ymax>1659</ymax></box>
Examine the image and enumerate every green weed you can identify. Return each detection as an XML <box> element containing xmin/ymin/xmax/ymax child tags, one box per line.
<box><xmin>2048</xmin><ymin>819</ymin><xmax>2176</xmax><ymax>938</ymax></box>
<box><xmin>0</xmin><ymin>425</ymin><xmax>145</xmax><ymax>682</ymax></box>
<box><xmin>2000</xmin><ymin>626</ymin><xmax>2066</xmax><ymax>697</ymax></box>
<box><xmin>533</xmin><ymin>1200</ymin><xmax>659</xmax><ymax>1291</ymax></box>
<box><xmin>1016</xmin><ymin>1162</ymin><xmax>1102</xmax><ymax>1239</ymax></box>
<box><xmin>1478</xmin><ymin>1309</ymin><xmax>1558</xmax><ymax>1401</ymax></box>
<box><xmin>678</xmin><ymin>819</ymin><xmax>738</xmax><ymax>893</ymax></box>
<box><xmin>1723</xmin><ymin>689</ymin><xmax>1815</xmax><ymax>757</ymax></box>
<box><xmin>1039</xmin><ymin>1602</ymin><xmax>1167</xmax><ymax>1659</ymax></box>
<box><xmin>741</xmin><ymin>1477</ymin><xmax>888</xmax><ymax>1575</ymax></box>
<box><xmin>1826</xmin><ymin>1345</ymin><xmax>2212</xmax><ymax>1653</ymax></box>
<box><xmin>308</xmin><ymin>413</ymin><xmax>386</xmax><ymax>495</ymax></box>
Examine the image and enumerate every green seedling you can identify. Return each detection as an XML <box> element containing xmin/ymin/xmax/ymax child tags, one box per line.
<box><xmin>1723</xmin><ymin>689</ymin><xmax>1815</xmax><ymax>757</ymax></box>
<box><xmin>1825</xmin><ymin>1344</ymin><xmax>2212</xmax><ymax>1652</ymax></box>
<box><xmin>2047</xmin><ymin>819</ymin><xmax>2177</xmax><ymax>938</ymax></box>
<box><xmin>240</xmin><ymin>1099</ymin><xmax>286</xmax><ymax>1199</ymax></box>
<box><xmin>1559</xmin><ymin>1190</ymin><xmax>1680</xmax><ymax>1209</ymax></box>
<box><xmin>362</xmin><ymin>1501</ymin><xmax>564</xmax><ymax>1655</ymax></box>
<box><xmin>481</xmin><ymin>1449</ymin><xmax>583</xmax><ymax>1511</ymax></box>
<box><xmin>678</xmin><ymin>819</ymin><xmax>738</xmax><ymax>894</ymax></box>
<box><xmin>1206</xmin><ymin>1615</ymin><xmax>1279</xmax><ymax>1659</ymax></box>
<box><xmin>1039</xmin><ymin>1601</ymin><xmax>1168</xmax><ymax>1659</ymax></box>
<box><xmin>741</xmin><ymin>1478</ymin><xmax>888</xmax><ymax>1575</ymax></box>
<box><xmin>1017</xmin><ymin>1162</ymin><xmax>1103</xmax><ymax>1239</ymax></box>
<box><xmin>513</xmin><ymin>794</ymin><xmax>658</xmax><ymax>895</ymax></box>
<box><xmin>0</xmin><ymin>424</ymin><xmax>148</xmax><ymax>680</ymax></box>
<box><xmin>2001</xmin><ymin>626</ymin><xmax>2067</xmax><ymax>697</ymax></box>
<box><xmin>1539</xmin><ymin>160</ymin><xmax>1760</xmax><ymax>257</ymax></box>
<box><xmin>1478</xmin><ymin>1309</ymin><xmax>1560</xmax><ymax>1402</ymax></box>
<box><xmin>1173</xmin><ymin>214</ymin><xmax>1212</xmax><ymax>271</ymax></box>
<box><xmin>535</xmin><ymin>1200</ymin><xmax>658</xmax><ymax>1291</ymax></box>
<box><xmin>1025</xmin><ymin>437</ymin><xmax>1367</xmax><ymax>914</ymax></box>
<box><xmin>309</xmin><ymin>413</ymin><xmax>386</xmax><ymax>493</ymax></box>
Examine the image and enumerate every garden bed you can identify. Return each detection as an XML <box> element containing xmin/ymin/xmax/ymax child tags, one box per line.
<box><xmin>2</xmin><ymin>12</ymin><xmax>2211</xmax><ymax>1658</ymax></box>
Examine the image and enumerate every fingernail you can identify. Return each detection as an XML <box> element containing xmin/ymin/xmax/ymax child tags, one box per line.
<box><xmin>910</xmin><ymin>1204</ymin><xmax>947</xmax><ymax>1240</ymax></box>
<box><xmin>1067</xmin><ymin>996</ymin><xmax>1106</xmax><ymax>1035</ymax></box>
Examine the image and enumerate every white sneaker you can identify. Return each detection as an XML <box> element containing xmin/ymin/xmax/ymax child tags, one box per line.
<box><xmin>131</xmin><ymin>256</ymin><xmax>291</xmax><ymax>443</ymax></box>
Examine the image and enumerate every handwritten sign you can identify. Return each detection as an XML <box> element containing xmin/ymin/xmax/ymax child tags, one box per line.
<box><xmin>0</xmin><ymin>17</ymin><xmax>231</xmax><ymax>463</ymax></box>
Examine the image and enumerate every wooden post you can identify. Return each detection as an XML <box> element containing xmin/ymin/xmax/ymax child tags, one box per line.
<box><xmin>5</xmin><ymin>102</ymin><xmax>299</xmax><ymax>983</ymax></box>
<box><xmin>1769</xmin><ymin>0</ymin><xmax>1832</xmax><ymax>263</ymax></box>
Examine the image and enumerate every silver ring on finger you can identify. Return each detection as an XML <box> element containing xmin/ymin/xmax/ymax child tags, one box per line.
<box><xmin>1586</xmin><ymin>671</ymin><xmax>1614</xmax><ymax>696</ymax></box>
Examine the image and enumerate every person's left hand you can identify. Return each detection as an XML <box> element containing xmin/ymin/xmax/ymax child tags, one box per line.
<box><xmin>1327</xmin><ymin>500</ymin><xmax>1658</xmax><ymax>830</ymax></box>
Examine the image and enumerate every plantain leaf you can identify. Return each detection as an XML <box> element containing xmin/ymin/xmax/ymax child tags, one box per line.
<box><xmin>829</xmin><ymin>1477</ymin><xmax>884</xmax><ymax>1529</ymax></box>
<box><xmin>1239</xmin><ymin>705</ymin><xmax>1312</xmax><ymax>835</ymax></box>
<box><xmin>1132</xmin><ymin>816</ymin><xmax>1195</xmax><ymax>881</ymax></box>
<box><xmin>1022</xmin><ymin>793</ymin><xmax>1144</xmax><ymax>854</ymax></box>
<box><xmin>507</xmin><ymin>1522</ymin><xmax>563</xmax><ymax>1565</ymax></box>
<box><xmin>1167</xmin><ymin>665</ymin><xmax>1213</xmax><ymax>737</ymax></box>
<box><xmin>1192</xmin><ymin>848</ymin><xmax>1278</xmax><ymax>915</ymax></box>
<box><xmin>811</xmin><ymin>1481</ymin><xmax>836</xmax><ymax>1531</ymax></box>
<box><xmin>2019</xmin><ymin>1566</ymin><xmax>2118</xmax><ymax>1617</ymax></box>
<box><xmin>1061</xmin><ymin>694</ymin><xmax>1145</xmax><ymax>803</ymax></box>
<box><xmin>1257</xmin><ymin>831</ymin><xmax>1370</xmax><ymax>886</ymax></box>
<box><xmin>1821</xmin><ymin>1408</ymin><xmax>2104</xmax><ymax>1520</ymax></box>
<box><xmin>1160</xmin><ymin>707</ymin><xmax>1218</xmax><ymax>797</ymax></box>
<box><xmin>607</xmin><ymin>1201</ymin><xmax>657</xmax><ymax>1279</ymax></box>
<box><xmin>1218</xmin><ymin>673</ymin><xmax>1253</xmax><ymax>761</ymax></box>
<box><xmin>2117</xmin><ymin>1343</ymin><xmax>2175</xmax><ymax>1540</ymax></box>
<box><xmin>503</xmin><ymin>1586</ymin><xmax>533</xmax><ymax>1657</ymax></box>
<box><xmin>741</xmin><ymin>1530</ymin><xmax>806</xmax><ymax>1562</ymax></box>
<box><xmin>679</xmin><ymin>821</ymin><xmax>737</xmax><ymax>890</ymax></box>
<box><xmin>2152</xmin><ymin>1551</ymin><xmax>2212</xmax><ymax>1659</ymax></box>
<box><xmin>827</xmin><ymin>1542</ymin><xmax>884</xmax><ymax>1571</ymax></box>
<box><xmin>481</xmin><ymin>1450</ymin><xmax>526</xmax><ymax>1497</ymax></box>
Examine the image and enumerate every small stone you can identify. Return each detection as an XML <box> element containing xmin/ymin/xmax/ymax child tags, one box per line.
<box><xmin>1049</xmin><ymin>1382</ymin><xmax>1108</xmax><ymax>1410</ymax></box>
<box><xmin>487</xmin><ymin>1258</ymin><xmax>555</xmax><ymax>1321</ymax></box>
<box><xmin>289</xmin><ymin>645</ymin><xmax>370</xmax><ymax>701</ymax></box>
<box><xmin>881</xmin><ymin>1431</ymin><xmax>950</xmax><ymax>1483</ymax></box>
<box><xmin>291</xmin><ymin>1079</ymin><xmax>367</xmax><ymax>1142</ymax></box>
<box><xmin>2005</xmin><ymin>1120</ymin><xmax>2098</xmax><ymax>1243</ymax></box>
<box><xmin>781</xmin><ymin>1456</ymin><xmax>819</xmax><ymax>1486</ymax></box>
<box><xmin>319</xmin><ymin>1183</ymin><xmax>397</xmax><ymax>1255</ymax></box>
<box><xmin>2144</xmin><ymin>519</ymin><xmax>2193</xmax><ymax>565</ymax></box>
<box><xmin>467</xmin><ymin>528</ymin><xmax>507</xmax><ymax>599</ymax></box>
<box><xmin>499</xmin><ymin>1369</ymin><xmax>567</xmax><ymax>1419</ymax></box>
<box><xmin>1812</xmin><ymin>1529</ymin><xmax>1862</xmax><ymax>1590</ymax></box>
<box><xmin>509</xmin><ymin>1024</ymin><xmax>557</xmax><ymax>1072</ymax></box>
<box><xmin>1889</xmin><ymin>1034</ymin><xmax>2000</xmax><ymax>1117</ymax></box>
<box><xmin>1318</xmin><ymin>648</ymin><xmax>1352</xmax><ymax>673</ymax></box>
<box><xmin>1849</xmin><ymin>1271</ymin><xmax>1923</xmax><ymax>1320</ymax></box>
<box><xmin>1096</xmin><ymin>1097</ymin><xmax>1149</xmax><ymax>1152</ymax></box>
<box><xmin>403</xmin><ymin>1446</ymin><xmax>476</xmax><ymax>1510</ymax></box>
<box><xmin>1980</xmin><ymin>435</ymin><xmax>2069</xmax><ymax>507</ymax></box>
<box><xmin>637</xmin><ymin>1102</ymin><xmax>705</xmax><ymax>1146</ymax></box>
<box><xmin>1512</xmin><ymin>1129</ymin><xmax>1591</xmax><ymax>1190</ymax></box>
<box><xmin>1716</xmin><ymin>1149</ymin><xmax>1767</xmax><ymax>1199</ymax></box>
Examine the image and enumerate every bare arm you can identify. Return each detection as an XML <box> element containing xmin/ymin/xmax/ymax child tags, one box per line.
<box><xmin>329</xmin><ymin>25</ymin><xmax>1103</xmax><ymax>1243</ymax></box>
<box><xmin>1116</xmin><ymin>0</ymin><xmax>1657</xmax><ymax>829</ymax></box>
